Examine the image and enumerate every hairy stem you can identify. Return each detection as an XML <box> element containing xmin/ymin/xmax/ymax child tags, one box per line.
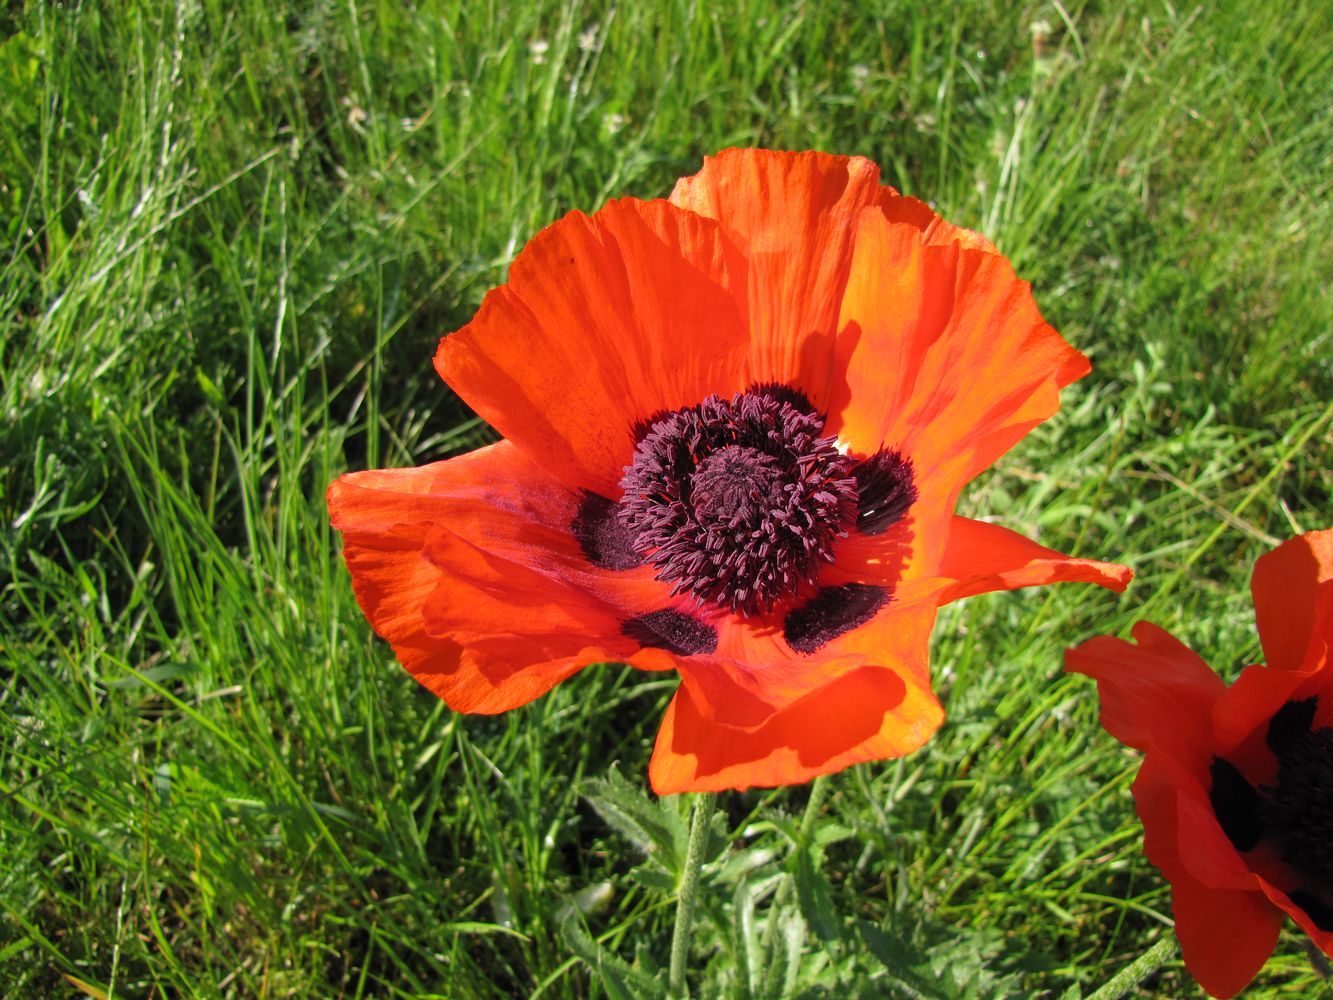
<box><xmin>1086</xmin><ymin>937</ymin><xmax>1178</xmax><ymax>1000</ymax></box>
<box><xmin>668</xmin><ymin>791</ymin><xmax>717</xmax><ymax>998</ymax></box>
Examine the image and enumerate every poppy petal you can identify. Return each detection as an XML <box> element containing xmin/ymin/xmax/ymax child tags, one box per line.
<box><xmin>1259</xmin><ymin>881</ymin><xmax>1333</xmax><ymax>957</ymax></box>
<box><xmin>1212</xmin><ymin>661</ymin><xmax>1318</xmax><ymax>756</ymax></box>
<box><xmin>668</xmin><ymin>148</ymin><xmax>884</xmax><ymax>405</ymax></box>
<box><xmin>1175</xmin><ymin>776</ymin><xmax>1267</xmax><ymax>891</ymax></box>
<box><xmin>875</xmin><ymin>188</ymin><xmax>998</xmax><ymax>253</ymax></box>
<box><xmin>648</xmin><ymin>662</ymin><xmax>943</xmax><ymax>794</ymax></box>
<box><xmin>1131</xmin><ymin>759</ymin><xmax>1282</xmax><ymax>999</ymax></box>
<box><xmin>831</xmin><ymin>209</ymin><xmax>1088</xmax><ymax>498</ymax></box>
<box><xmin>327</xmin><ymin>442</ymin><xmax>674</xmax><ymax>714</ymax></box>
<box><xmin>1135</xmin><ymin>732</ymin><xmax>1262</xmax><ymax>895</ymax></box>
<box><xmin>1251</xmin><ymin>528</ymin><xmax>1333</xmax><ymax>671</ymax></box>
<box><xmin>656</xmin><ymin>520</ymin><xmax>943</xmax><ymax>788</ymax></box>
<box><xmin>1065</xmin><ymin>622</ymin><xmax>1224</xmax><ymax>775</ymax></box>
<box><xmin>933</xmin><ymin>516</ymin><xmax>1132</xmax><ymax>605</ymax></box>
<box><xmin>1213</xmin><ymin>577</ymin><xmax>1333</xmax><ymax>752</ymax></box>
<box><xmin>435</xmin><ymin>198</ymin><xmax>750</xmax><ymax>495</ymax></box>
<box><xmin>669</xmin><ymin>591</ymin><xmax>939</xmax><ymax>731</ymax></box>
<box><xmin>1172</xmin><ymin>874</ymin><xmax>1283</xmax><ymax>999</ymax></box>
<box><xmin>1131</xmin><ymin>756</ymin><xmax>1189</xmax><ymax>886</ymax></box>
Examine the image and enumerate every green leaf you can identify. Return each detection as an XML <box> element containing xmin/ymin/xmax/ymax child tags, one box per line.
<box><xmin>775</xmin><ymin>905</ymin><xmax>806</xmax><ymax>999</ymax></box>
<box><xmin>715</xmin><ymin>841</ymin><xmax>781</xmax><ymax>885</ymax></box>
<box><xmin>583</xmin><ymin>766</ymin><xmax>685</xmax><ymax>871</ymax></box>
<box><xmin>627</xmin><ymin>864</ymin><xmax>676</xmax><ymax>894</ymax></box>
<box><xmin>436</xmin><ymin>921</ymin><xmax>529</xmax><ymax>940</ymax></box>
<box><xmin>732</xmin><ymin>877</ymin><xmax>760</xmax><ymax>997</ymax></box>
<box><xmin>812</xmin><ymin>823</ymin><xmax>855</xmax><ymax>849</ymax></box>
<box><xmin>791</xmin><ymin>845</ymin><xmax>840</xmax><ymax>945</ymax></box>
<box><xmin>858</xmin><ymin>921</ymin><xmax>957</xmax><ymax>1000</ymax></box>
<box><xmin>559</xmin><ymin>912</ymin><xmax>667</xmax><ymax>1000</ymax></box>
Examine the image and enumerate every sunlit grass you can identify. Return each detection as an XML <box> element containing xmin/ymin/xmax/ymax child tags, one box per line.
<box><xmin>2</xmin><ymin>0</ymin><xmax>1330</xmax><ymax>996</ymax></box>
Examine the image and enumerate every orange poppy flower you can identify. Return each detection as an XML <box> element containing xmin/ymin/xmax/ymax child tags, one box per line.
<box><xmin>328</xmin><ymin>148</ymin><xmax>1130</xmax><ymax>794</ymax></box>
<box><xmin>1067</xmin><ymin>529</ymin><xmax>1333</xmax><ymax>998</ymax></box>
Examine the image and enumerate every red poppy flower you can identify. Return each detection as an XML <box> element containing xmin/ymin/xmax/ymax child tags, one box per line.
<box><xmin>328</xmin><ymin>148</ymin><xmax>1130</xmax><ymax>794</ymax></box>
<box><xmin>1067</xmin><ymin>529</ymin><xmax>1333</xmax><ymax>998</ymax></box>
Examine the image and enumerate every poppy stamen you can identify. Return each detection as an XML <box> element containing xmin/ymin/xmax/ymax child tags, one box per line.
<box><xmin>617</xmin><ymin>387</ymin><xmax>858</xmax><ymax>615</ymax></box>
<box><xmin>1263</xmin><ymin>709</ymin><xmax>1333</xmax><ymax>890</ymax></box>
<box><xmin>1212</xmin><ymin>699</ymin><xmax>1333</xmax><ymax>899</ymax></box>
<box><xmin>1266</xmin><ymin>696</ymin><xmax>1317</xmax><ymax>755</ymax></box>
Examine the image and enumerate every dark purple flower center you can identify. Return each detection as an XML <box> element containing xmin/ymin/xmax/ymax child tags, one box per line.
<box><xmin>617</xmin><ymin>387</ymin><xmax>859</xmax><ymax>615</ymax></box>
<box><xmin>1209</xmin><ymin>696</ymin><xmax>1333</xmax><ymax>929</ymax></box>
<box><xmin>1264</xmin><ymin>711</ymin><xmax>1333</xmax><ymax>891</ymax></box>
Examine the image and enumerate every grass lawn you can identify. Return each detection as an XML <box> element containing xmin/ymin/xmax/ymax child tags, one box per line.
<box><xmin>2</xmin><ymin>0</ymin><xmax>1331</xmax><ymax>996</ymax></box>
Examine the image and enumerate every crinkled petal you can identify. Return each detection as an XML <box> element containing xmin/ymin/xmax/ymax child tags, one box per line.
<box><xmin>1251</xmin><ymin>528</ymin><xmax>1333</xmax><ymax>671</ymax></box>
<box><xmin>1131</xmin><ymin>727</ymin><xmax>1259</xmax><ymax>897</ymax></box>
<box><xmin>831</xmin><ymin>209</ymin><xmax>1088</xmax><ymax>499</ymax></box>
<box><xmin>1065</xmin><ymin>621</ymin><xmax>1223</xmax><ymax>775</ymax></box>
<box><xmin>933</xmin><ymin>516</ymin><xmax>1131</xmax><ymax>605</ymax></box>
<box><xmin>327</xmin><ymin>442</ymin><xmax>675</xmax><ymax>714</ymax></box>
<box><xmin>648</xmin><ymin>662</ymin><xmax>943</xmax><ymax>793</ymax></box>
<box><xmin>588</xmin><ymin>515</ymin><xmax>933</xmax><ymax>739</ymax></box>
<box><xmin>668</xmin><ymin>149</ymin><xmax>1002</xmax><ymax>410</ymax></box>
<box><xmin>875</xmin><ymin>188</ymin><xmax>997</xmax><ymax>253</ymax></box>
<box><xmin>670</xmin><ymin>584</ymin><xmax>939</xmax><ymax>731</ymax></box>
<box><xmin>668</xmin><ymin>148</ymin><xmax>882</xmax><ymax>404</ymax></box>
<box><xmin>435</xmin><ymin>198</ymin><xmax>749</xmax><ymax>495</ymax></box>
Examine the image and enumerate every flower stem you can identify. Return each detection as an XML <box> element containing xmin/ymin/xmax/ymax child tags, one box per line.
<box><xmin>668</xmin><ymin>790</ymin><xmax>717</xmax><ymax>998</ymax></box>
<box><xmin>1086</xmin><ymin>937</ymin><xmax>1178</xmax><ymax>1000</ymax></box>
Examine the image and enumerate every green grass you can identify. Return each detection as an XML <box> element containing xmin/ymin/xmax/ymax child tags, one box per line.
<box><xmin>2</xmin><ymin>0</ymin><xmax>1331</xmax><ymax>996</ymax></box>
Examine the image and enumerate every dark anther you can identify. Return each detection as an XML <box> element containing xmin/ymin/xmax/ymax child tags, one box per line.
<box><xmin>618</xmin><ymin>387</ymin><xmax>857</xmax><ymax>615</ymax></box>
<box><xmin>622</xmin><ymin>609</ymin><xmax>718</xmax><ymax>656</ymax></box>
<box><xmin>852</xmin><ymin>448</ymin><xmax>918</xmax><ymax>535</ymax></box>
<box><xmin>1262</xmin><ymin>721</ymin><xmax>1333</xmax><ymax>888</ymax></box>
<box><xmin>784</xmin><ymin>583</ymin><xmax>889</xmax><ymax>654</ymax></box>
<box><xmin>1209</xmin><ymin>756</ymin><xmax>1264</xmax><ymax>852</ymax></box>
<box><xmin>572</xmin><ymin>491</ymin><xmax>643</xmax><ymax>570</ymax></box>
<box><xmin>631</xmin><ymin>408</ymin><xmax>672</xmax><ymax>443</ymax></box>
<box><xmin>749</xmin><ymin>381</ymin><xmax>819</xmax><ymax>415</ymax></box>
<box><xmin>1266</xmin><ymin>697</ymin><xmax>1317</xmax><ymax>756</ymax></box>
<box><xmin>1288</xmin><ymin>890</ymin><xmax>1333</xmax><ymax>932</ymax></box>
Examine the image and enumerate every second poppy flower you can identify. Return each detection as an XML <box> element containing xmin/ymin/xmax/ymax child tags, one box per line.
<box><xmin>1067</xmin><ymin>529</ymin><xmax>1333</xmax><ymax>997</ymax></box>
<box><xmin>328</xmin><ymin>148</ymin><xmax>1131</xmax><ymax>793</ymax></box>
